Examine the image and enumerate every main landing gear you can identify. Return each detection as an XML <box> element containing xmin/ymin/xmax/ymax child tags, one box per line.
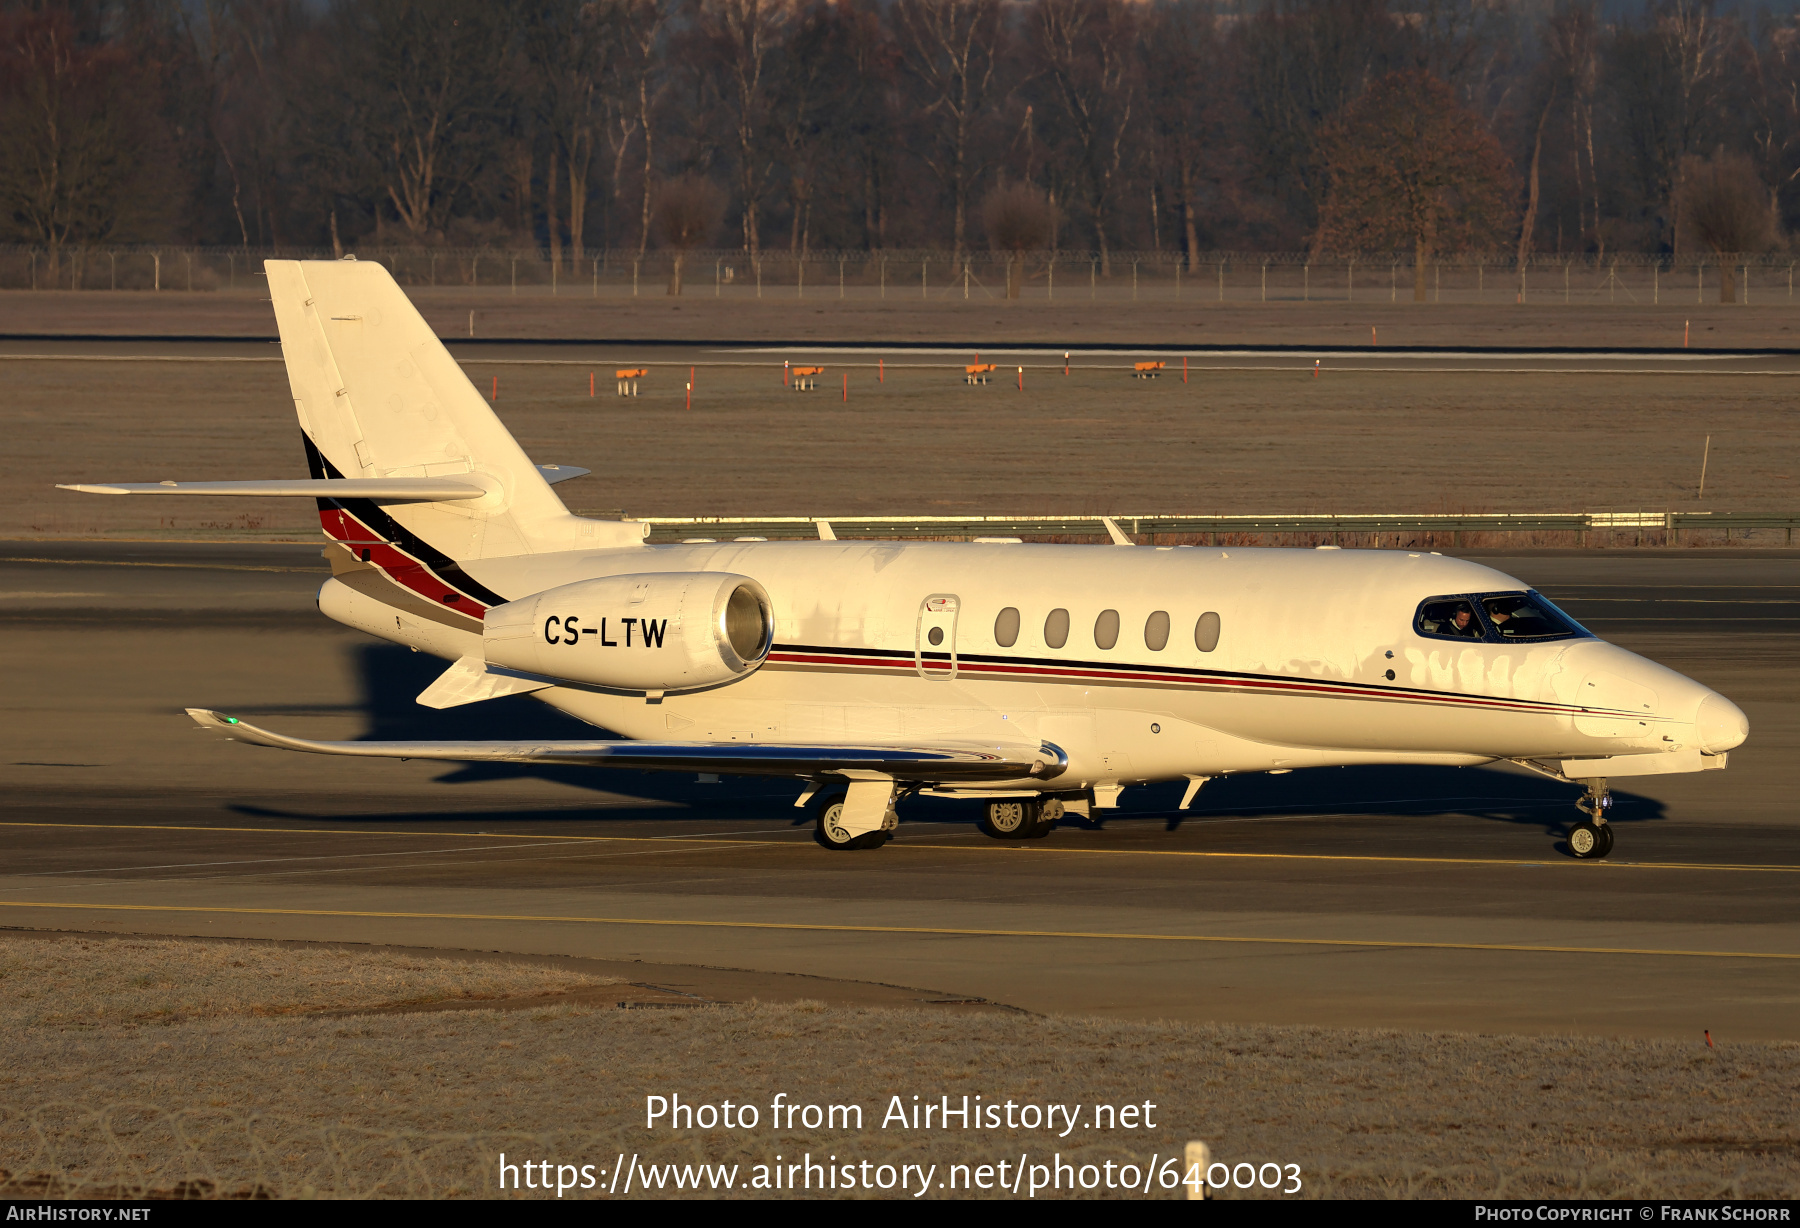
<box><xmin>812</xmin><ymin>790</ymin><xmax>897</xmax><ymax>851</ymax></box>
<box><xmin>1568</xmin><ymin>779</ymin><xmax>1615</xmax><ymax>861</ymax></box>
<box><xmin>980</xmin><ymin>797</ymin><xmax>1060</xmax><ymax>841</ymax></box>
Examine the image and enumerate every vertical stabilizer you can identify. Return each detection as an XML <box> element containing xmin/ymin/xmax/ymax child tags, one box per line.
<box><xmin>267</xmin><ymin>258</ymin><xmax>637</xmax><ymax>560</ymax></box>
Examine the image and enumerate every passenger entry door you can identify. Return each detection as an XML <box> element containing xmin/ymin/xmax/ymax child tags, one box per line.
<box><xmin>916</xmin><ymin>594</ymin><xmax>960</xmax><ymax>678</ymax></box>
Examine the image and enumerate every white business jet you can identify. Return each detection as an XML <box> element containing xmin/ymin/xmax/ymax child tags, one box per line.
<box><xmin>61</xmin><ymin>260</ymin><xmax>1748</xmax><ymax>858</ymax></box>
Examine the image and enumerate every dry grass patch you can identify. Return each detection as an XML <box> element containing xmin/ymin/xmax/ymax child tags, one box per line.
<box><xmin>0</xmin><ymin>935</ymin><xmax>624</xmax><ymax>1027</ymax></box>
<box><xmin>1</xmin><ymin>937</ymin><xmax>1798</xmax><ymax>1199</ymax></box>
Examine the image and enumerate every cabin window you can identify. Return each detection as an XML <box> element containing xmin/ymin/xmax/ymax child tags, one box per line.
<box><xmin>1416</xmin><ymin>597</ymin><xmax>1484</xmax><ymax>641</ymax></box>
<box><xmin>1144</xmin><ymin>610</ymin><xmax>1170</xmax><ymax>651</ymax></box>
<box><xmin>1044</xmin><ymin>608</ymin><xmax>1070</xmax><ymax>649</ymax></box>
<box><xmin>1094</xmin><ymin>609</ymin><xmax>1120</xmax><ymax>650</ymax></box>
<box><xmin>1194</xmin><ymin>611</ymin><xmax>1221</xmax><ymax>652</ymax></box>
<box><xmin>1480</xmin><ymin>592</ymin><xmax>1586</xmax><ymax>641</ymax></box>
<box><xmin>994</xmin><ymin>606</ymin><xmax>1021</xmax><ymax>648</ymax></box>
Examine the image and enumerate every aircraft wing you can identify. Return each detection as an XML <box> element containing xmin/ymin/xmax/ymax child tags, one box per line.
<box><xmin>57</xmin><ymin>478</ymin><xmax>487</xmax><ymax>501</ymax></box>
<box><xmin>186</xmin><ymin>709</ymin><xmax>1066</xmax><ymax>782</ymax></box>
<box><xmin>57</xmin><ymin>467</ymin><xmax>587</xmax><ymax>501</ymax></box>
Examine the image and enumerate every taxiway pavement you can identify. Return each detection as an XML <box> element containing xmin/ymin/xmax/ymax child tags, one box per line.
<box><xmin>2</xmin><ymin>543</ymin><xmax>1796</xmax><ymax>1038</ymax></box>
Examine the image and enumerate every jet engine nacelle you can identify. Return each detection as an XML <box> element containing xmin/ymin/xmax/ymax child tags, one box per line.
<box><xmin>483</xmin><ymin>572</ymin><xmax>773</xmax><ymax>695</ymax></box>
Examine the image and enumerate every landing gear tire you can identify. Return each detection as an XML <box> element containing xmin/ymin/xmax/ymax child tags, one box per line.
<box><xmin>1569</xmin><ymin>821</ymin><xmax>1613</xmax><ymax>860</ymax></box>
<box><xmin>813</xmin><ymin>792</ymin><xmax>888</xmax><ymax>851</ymax></box>
<box><xmin>1569</xmin><ymin>779</ymin><xmax>1616</xmax><ymax>860</ymax></box>
<box><xmin>981</xmin><ymin>798</ymin><xmax>1040</xmax><ymax>840</ymax></box>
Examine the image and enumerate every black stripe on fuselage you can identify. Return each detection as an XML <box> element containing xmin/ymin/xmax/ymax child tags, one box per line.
<box><xmin>303</xmin><ymin>434</ymin><xmax>510</xmax><ymax>607</ymax></box>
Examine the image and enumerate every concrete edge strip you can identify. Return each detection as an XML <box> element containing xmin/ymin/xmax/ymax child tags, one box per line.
<box><xmin>0</xmin><ymin>900</ymin><xmax>1793</xmax><ymax>961</ymax></box>
<box><xmin>2</xmin><ymin>820</ymin><xmax>1796</xmax><ymax>875</ymax></box>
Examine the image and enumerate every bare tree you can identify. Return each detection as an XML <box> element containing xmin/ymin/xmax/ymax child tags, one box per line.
<box><xmin>652</xmin><ymin>173</ymin><xmax>726</xmax><ymax>294</ymax></box>
<box><xmin>983</xmin><ymin>181</ymin><xmax>1054</xmax><ymax>297</ymax></box>
<box><xmin>1030</xmin><ymin>0</ymin><xmax>1138</xmax><ymax>274</ymax></box>
<box><xmin>1611</xmin><ymin>0</ymin><xmax>1733</xmax><ymax>252</ymax></box>
<box><xmin>1238</xmin><ymin>0</ymin><xmax>1405</xmax><ymax>243</ymax></box>
<box><xmin>1139</xmin><ymin>1</ymin><xmax>1221</xmax><ymax>269</ymax></box>
<box><xmin>607</xmin><ymin>0</ymin><xmax>667</xmax><ymax>256</ymax></box>
<box><xmin>344</xmin><ymin>0</ymin><xmax>509</xmax><ymax>241</ymax></box>
<box><xmin>522</xmin><ymin>0</ymin><xmax>612</xmax><ymax>271</ymax></box>
<box><xmin>1678</xmin><ymin>150</ymin><xmax>1772</xmax><ymax>302</ymax></box>
<box><xmin>699</xmin><ymin>0</ymin><xmax>786</xmax><ymax>255</ymax></box>
<box><xmin>893</xmin><ymin>0</ymin><xmax>1000</xmax><ymax>261</ymax></box>
<box><xmin>0</xmin><ymin>10</ymin><xmax>174</xmax><ymax>280</ymax></box>
<box><xmin>1315</xmin><ymin>70</ymin><xmax>1515</xmax><ymax>300</ymax></box>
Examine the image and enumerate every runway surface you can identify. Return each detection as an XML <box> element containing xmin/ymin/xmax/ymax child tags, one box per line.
<box><xmin>3</xmin><ymin>543</ymin><xmax>1797</xmax><ymax>1038</ymax></box>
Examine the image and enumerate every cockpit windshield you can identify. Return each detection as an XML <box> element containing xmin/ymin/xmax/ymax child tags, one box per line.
<box><xmin>1415</xmin><ymin>591</ymin><xmax>1589</xmax><ymax>644</ymax></box>
<box><xmin>1479</xmin><ymin>592</ymin><xmax>1587</xmax><ymax>641</ymax></box>
<box><xmin>1416</xmin><ymin>598</ymin><xmax>1484</xmax><ymax>639</ymax></box>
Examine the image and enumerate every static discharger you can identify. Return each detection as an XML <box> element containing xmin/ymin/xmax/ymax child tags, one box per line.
<box><xmin>965</xmin><ymin>363</ymin><xmax>996</xmax><ymax>386</ymax></box>
<box><xmin>790</xmin><ymin>366</ymin><xmax>824</xmax><ymax>391</ymax></box>
<box><xmin>1133</xmin><ymin>361</ymin><xmax>1164</xmax><ymax>379</ymax></box>
<box><xmin>616</xmin><ymin>369</ymin><xmax>646</xmax><ymax>397</ymax></box>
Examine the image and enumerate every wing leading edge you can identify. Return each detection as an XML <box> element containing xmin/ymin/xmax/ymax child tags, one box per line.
<box><xmin>185</xmin><ymin>709</ymin><xmax>1067</xmax><ymax>782</ymax></box>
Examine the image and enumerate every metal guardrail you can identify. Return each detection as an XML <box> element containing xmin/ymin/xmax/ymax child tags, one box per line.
<box><xmin>630</xmin><ymin>512</ymin><xmax>1800</xmax><ymax>545</ymax></box>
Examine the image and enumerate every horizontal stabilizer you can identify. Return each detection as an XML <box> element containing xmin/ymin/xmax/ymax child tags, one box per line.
<box><xmin>186</xmin><ymin>708</ymin><xmax>1066</xmax><ymax>781</ymax></box>
<box><xmin>58</xmin><ymin>478</ymin><xmax>487</xmax><ymax>502</ymax></box>
<box><xmin>415</xmin><ymin>656</ymin><xmax>554</xmax><ymax>709</ymax></box>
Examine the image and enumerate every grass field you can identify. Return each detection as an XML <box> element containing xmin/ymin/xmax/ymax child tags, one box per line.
<box><xmin>2</xmin><ymin>286</ymin><xmax>1799</xmax><ymax>350</ymax></box>
<box><xmin>10</xmin><ymin>345</ymin><xmax>1798</xmax><ymax>541</ymax></box>
<box><xmin>2</xmin><ymin>935</ymin><xmax>1794</xmax><ymax>1200</ymax></box>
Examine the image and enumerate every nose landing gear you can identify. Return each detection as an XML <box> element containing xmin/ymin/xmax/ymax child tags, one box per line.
<box><xmin>1569</xmin><ymin>779</ymin><xmax>1615</xmax><ymax>860</ymax></box>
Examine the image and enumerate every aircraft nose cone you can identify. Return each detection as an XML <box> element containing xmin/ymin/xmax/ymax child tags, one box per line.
<box><xmin>1695</xmin><ymin>693</ymin><xmax>1749</xmax><ymax>753</ymax></box>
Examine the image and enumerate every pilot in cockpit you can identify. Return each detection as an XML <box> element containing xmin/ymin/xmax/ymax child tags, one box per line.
<box><xmin>1446</xmin><ymin>604</ymin><xmax>1482</xmax><ymax>637</ymax></box>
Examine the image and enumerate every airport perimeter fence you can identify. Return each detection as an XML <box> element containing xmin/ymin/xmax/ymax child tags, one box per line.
<box><xmin>632</xmin><ymin>511</ymin><xmax>1800</xmax><ymax>550</ymax></box>
<box><xmin>5</xmin><ymin>245</ymin><xmax>1800</xmax><ymax>307</ymax></box>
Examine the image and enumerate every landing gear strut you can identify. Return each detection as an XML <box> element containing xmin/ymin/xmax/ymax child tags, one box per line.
<box><xmin>981</xmin><ymin>797</ymin><xmax>1058</xmax><ymax>840</ymax></box>
<box><xmin>1568</xmin><ymin>779</ymin><xmax>1614</xmax><ymax>860</ymax></box>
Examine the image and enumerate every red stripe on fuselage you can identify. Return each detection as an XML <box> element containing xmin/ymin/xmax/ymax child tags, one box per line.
<box><xmin>764</xmin><ymin>646</ymin><xmax>1618</xmax><ymax>719</ymax></box>
<box><xmin>319</xmin><ymin>506</ymin><xmax>487</xmax><ymax>620</ymax></box>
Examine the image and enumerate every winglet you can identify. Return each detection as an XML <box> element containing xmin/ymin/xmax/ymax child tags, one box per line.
<box><xmin>1100</xmin><ymin>516</ymin><xmax>1135</xmax><ymax>546</ymax></box>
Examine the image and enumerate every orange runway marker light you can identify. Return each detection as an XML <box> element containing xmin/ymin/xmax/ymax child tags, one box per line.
<box><xmin>1064</xmin><ymin>351</ymin><xmax>1070</xmax><ymax>375</ymax></box>
<box><xmin>491</xmin><ymin>375</ymin><xmax>498</xmax><ymax>402</ymax></box>
<box><xmin>1017</xmin><ymin>366</ymin><xmax>1023</xmax><ymax>391</ymax></box>
<box><xmin>784</xmin><ymin>359</ymin><xmax>789</xmax><ymax>387</ymax></box>
<box><xmin>589</xmin><ymin>371</ymin><xmax>595</xmax><ymax>397</ymax></box>
<box><xmin>687</xmin><ymin>366</ymin><xmax>694</xmax><ymax>410</ymax></box>
<box><xmin>1313</xmin><ymin>359</ymin><xmax>1321</xmax><ymax>378</ymax></box>
<box><xmin>1705</xmin><ymin>1029</ymin><xmax>1714</xmax><ymax>1049</ymax></box>
<box><xmin>1685</xmin><ymin>319</ymin><xmax>1691</xmax><ymax>348</ymax></box>
<box><xmin>843</xmin><ymin>372</ymin><xmax>848</xmax><ymax>402</ymax></box>
<box><xmin>879</xmin><ymin>357</ymin><xmax>884</xmax><ymax>383</ymax></box>
<box><xmin>1183</xmin><ymin>355</ymin><xmax>1188</xmax><ymax>384</ymax></box>
<box><xmin>1372</xmin><ymin>326</ymin><xmax>1378</xmax><ymax>346</ymax></box>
